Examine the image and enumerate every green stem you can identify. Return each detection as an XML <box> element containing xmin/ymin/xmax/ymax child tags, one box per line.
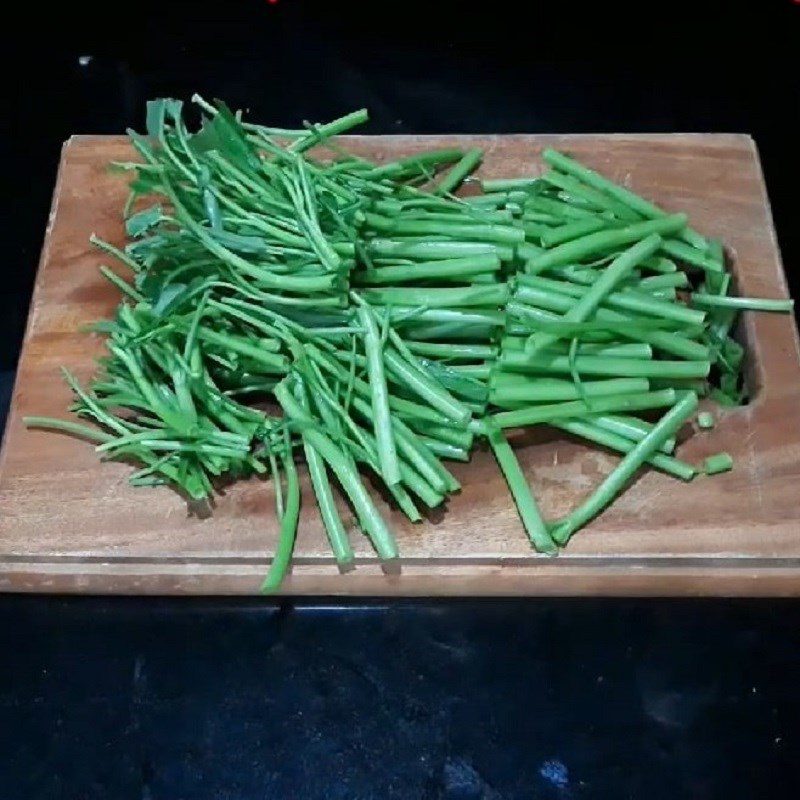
<box><xmin>275</xmin><ymin>379</ymin><xmax>398</xmax><ymax>560</ymax></box>
<box><xmin>261</xmin><ymin>450</ymin><xmax>301</xmax><ymax>592</ymax></box>
<box><xmin>363</xmin><ymin>284</ymin><xmax>508</xmax><ymax>308</ymax></box>
<box><xmin>690</xmin><ymin>294</ymin><xmax>793</xmax><ymax>313</ymax></box>
<box><xmin>525</xmin><ymin>234</ymin><xmax>664</xmax><ymax>355</ymax></box>
<box><xmin>434</xmin><ymin>148</ymin><xmax>483</xmax><ymax>195</ymax></box>
<box><xmin>542</xmin><ymin>149</ymin><xmax>708</xmax><ymax>250</ymax></box>
<box><xmin>525</xmin><ymin>216</ymin><xmax>686</xmax><ymax>273</ymax></box>
<box><xmin>553</xmin><ymin>419</ymin><xmax>695</xmax><ymax>481</ymax></box>
<box><xmin>290</xmin><ymin>109</ymin><xmax>369</xmax><ymax>153</ymax></box>
<box><xmin>491</xmin><ymin>389</ymin><xmax>677</xmax><ymax>429</ymax></box>
<box><xmin>501</xmin><ymin>351</ymin><xmax>710</xmax><ymax>380</ymax></box>
<box><xmin>490</xmin><ymin>377</ymin><xmax>650</xmax><ymax>405</ymax></box>
<box><xmin>354</xmin><ymin>299</ymin><xmax>402</xmax><ymax>487</ymax></box>
<box><xmin>383</xmin><ymin>349</ymin><xmax>473</xmax><ymax>426</ymax></box>
<box><xmin>358</xmin><ymin>253</ymin><xmax>501</xmax><ymax>285</ymax></box>
<box><xmin>485</xmin><ymin>422</ymin><xmax>557</xmax><ymax>554</ymax></box>
<box><xmin>551</xmin><ymin>391</ymin><xmax>698</xmax><ymax>543</ymax></box>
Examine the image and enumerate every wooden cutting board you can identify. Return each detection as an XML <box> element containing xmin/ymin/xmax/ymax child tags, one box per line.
<box><xmin>1</xmin><ymin>133</ymin><xmax>799</xmax><ymax>596</ymax></box>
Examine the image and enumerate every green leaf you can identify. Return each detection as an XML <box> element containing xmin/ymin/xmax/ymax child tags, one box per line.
<box><xmin>209</xmin><ymin>229</ymin><xmax>270</xmax><ymax>255</ymax></box>
<box><xmin>187</xmin><ymin>122</ymin><xmax>219</xmax><ymax>159</ymax></box>
<box><xmin>202</xmin><ymin>188</ymin><xmax>222</xmax><ymax>232</ymax></box>
<box><xmin>163</xmin><ymin>98</ymin><xmax>184</xmax><ymax>124</ymax></box>
<box><xmin>127</xmin><ymin>129</ymin><xmax>159</xmax><ymax>164</ymax></box>
<box><xmin>145</xmin><ymin>99</ymin><xmax>167</xmax><ymax>140</ymax></box>
<box><xmin>204</xmin><ymin>100</ymin><xmax>260</xmax><ymax>172</ymax></box>
<box><xmin>129</xmin><ymin>171</ymin><xmax>163</xmax><ymax>196</ymax></box>
<box><xmin>152</xmin><ymin>284</ymin><xmax>188</xmax><ymax>317</ymax></box>
<box><xmin>125</xmin><ymin>204</ymin><xmax>163</xmax><ymax>238</ymax></box>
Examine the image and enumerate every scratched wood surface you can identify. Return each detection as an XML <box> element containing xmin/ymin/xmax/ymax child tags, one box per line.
<box><xmin>1</xmin><ymin>133</ymin><xmax>799</xmax><ymax>595</ymax></box>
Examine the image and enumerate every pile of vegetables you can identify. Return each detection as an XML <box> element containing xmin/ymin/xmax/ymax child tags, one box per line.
<box><xmin>25</xmin><ymin>97</ymin><xmax>794</xmax><ymax>589</ymax></box>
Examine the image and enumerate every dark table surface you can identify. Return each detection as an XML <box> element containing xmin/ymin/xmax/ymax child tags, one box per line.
<box><xmin>3</xmin><ymin>3</ymin><xmax>799</xmax><ymax>798</ymax></box>
<box><xmin>1</xmin><ymin>597</ymin><xmax>799</xmax><ymax>800</ymax></box>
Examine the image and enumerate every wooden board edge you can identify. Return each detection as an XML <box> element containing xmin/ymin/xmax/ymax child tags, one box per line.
<box><xmin>3</xmin><ymin>562</ymin><xmax>800</xmax><ymax>597</ymax></box>
<box><xmin>746</xmin><ymin>135</ymin><xmax>800</xmax><ymax>333</ymax></box>
<box><xmin>66</xmin><ymin>132</ymin><xmax>760</xmax><ymax>145</ymax></box>
<box><xmin>0</xmin><ymin>138</ymin><xmax>73</xmax><ymax>477</ymax></box>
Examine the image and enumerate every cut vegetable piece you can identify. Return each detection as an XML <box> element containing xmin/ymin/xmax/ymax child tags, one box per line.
<box><xmin>552</xmin><ymin>391</ymin><xmax>699</xmax><ymax>543</ymax></box>
<box><xmin>490</xmin><ymin>376</ymin><xmax>649</xmax><ymax>405</ymax></box>
<box><xmin>541</xmin><ymin>170</ymin><xmax>640</xmax><ymax>220</ymax></box>
<box><xmin>434</xmin><ymin>147</ymin><xmax>483</xmax><ymax>195</ymax></box>
<box><xmin>260</xmin><ymin>450</ymin><xmax>301</xmax><ymax>593</ymax></box>
<box><xmin>355</xmin><ymin>299</ymin><xmax>401</xmax><ymax>487</ymax></box>
<box><xmin>703</xmin><ymin>452</ymin><xmax>733</xmax><ymax>475</ymax></box>
<box><xmin>481</xmin><ymin>177</ymin><xmax>540</xmax><ymax>193</ymax></box>
<box><xmin>362</xmin><ymin>283</ymin><xmax>508</xmax><ymax>308</ymax></box>
<box><xmin>501</xmin><ymin>351</ymin><xmax>711</xmax><ymax>380</ymax></box>
<box><xmin>525</xmin><ymin>216</ymin><xmax>687</xmax><ymax>273</ymax></box>
<box><xmin>525</xmin><ymin>234</ymin><xmax>664</xmax><ymax>356</ymax></box>
<box><xmin>541</xmin><ymin>148</ymin><xmax>708</xmax><ymax>249</ymax></box>
<box><xmin>384</xmin><ymin>349</ymin><xmax>473</xmax><ymax>426</ymax></box>
<box><xmin>696</xmin><ymin>411</ymin><xmax>715</xmax><ymax>430</ymax></box>
<box><xmin>363</xmin><ymin>213</ymin><xmax>525</xmax><ymax>245</ymax></box>
<box><xmin>553</xmin><ymin>419</ymin><xmax>696</xmax><ymax>481</ymax></box>
<box><xmin>367</xmin><ymin>239</ymin><xmax>498</xmax><ymax>260</ymax></box>
<box><xmin>540</xmin><ymin>216</ymin><xmax>609</xmax><ymax>247</ymax></box>
<box><xmin>358</xmin><ymin>253</ymin><xmax>501</xmax><ymax>284</ymax></box>
<box><xmin>420</xmin><ymin>437</ymin><xmax>470</xmax><ymax>462</ymax></box>
<box><xmin>492</xmin><ymin>389</ymin><xmax>677</xmax><ymax>429</ymax></box>
<box><xmin>690</xmin><ymin>294</ymin><xmax>794</xmax><ymax>313</ymax></box>
<box><xmin>486</xmin><ymin>422</ymin><xmax>556</xmax><ymax>554</ymax></box>
<box><xmin>275</xmin><ymin>379</ymin><xmax>398</xmax><ymax>560</ymax></box>
<box><xmin>661</xmin><ymin>239</ymin><xmax>723</xmax><ymax>273</ymax></box>
<box><xmin>518</xmin><ymin>274</ymin><xmax>706</xmax><ymax>327</ymax></box>
<box><xmin>592</xmin><ymin>415</ymin><xmax>675</xmax><ymax>455</ymax></box>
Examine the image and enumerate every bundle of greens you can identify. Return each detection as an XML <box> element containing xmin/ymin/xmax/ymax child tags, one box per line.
<box><xmin>26</xmin><ymin>96</ymin><xmax>794</xmax><ymax>588</ymax></box>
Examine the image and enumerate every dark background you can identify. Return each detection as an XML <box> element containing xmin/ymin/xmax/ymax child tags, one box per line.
<box><xmin>2</xmin><ymin>2</ymin><xmax>799</xmax><ymax>798</ymax></box>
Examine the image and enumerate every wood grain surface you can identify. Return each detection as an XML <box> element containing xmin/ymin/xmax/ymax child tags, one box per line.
<box><xmin>1</xmin><ymin>133</ymin><xmax>799</xmax><ymax>595</ymax></box>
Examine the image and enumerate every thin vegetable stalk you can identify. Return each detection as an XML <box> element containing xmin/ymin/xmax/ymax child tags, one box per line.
<box><xmin>525</xmin><ymin>233</ymin><xmax>664</xmax><ymax>355</ymax></box>
<box><xmin>274</xmin><ymin>378</ymin><xmax>398</xmax><ymax>561</ymax></box>
<box><xmin>353</xmin><ymin>296</ymin><xmax>402</xmax><ymax>486</ymax></box>
<box><xmin>297</xmin><ymin>383</ymin><xmax>355</xmax><ymax>566</ymax></box>
<box><xmin>486</xmin><ymin>422</ymin><xmax>556</xmax><ymax>554</ymax></box>
<box><xmin>261</xmin><ymin>448</ymin><xmax>301</xmax><ymax>592</ymax></box>
<box><xmin>552</xmin><ymin>391</ymin><xmax>699</xmax><ymax>544</ymax></box>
